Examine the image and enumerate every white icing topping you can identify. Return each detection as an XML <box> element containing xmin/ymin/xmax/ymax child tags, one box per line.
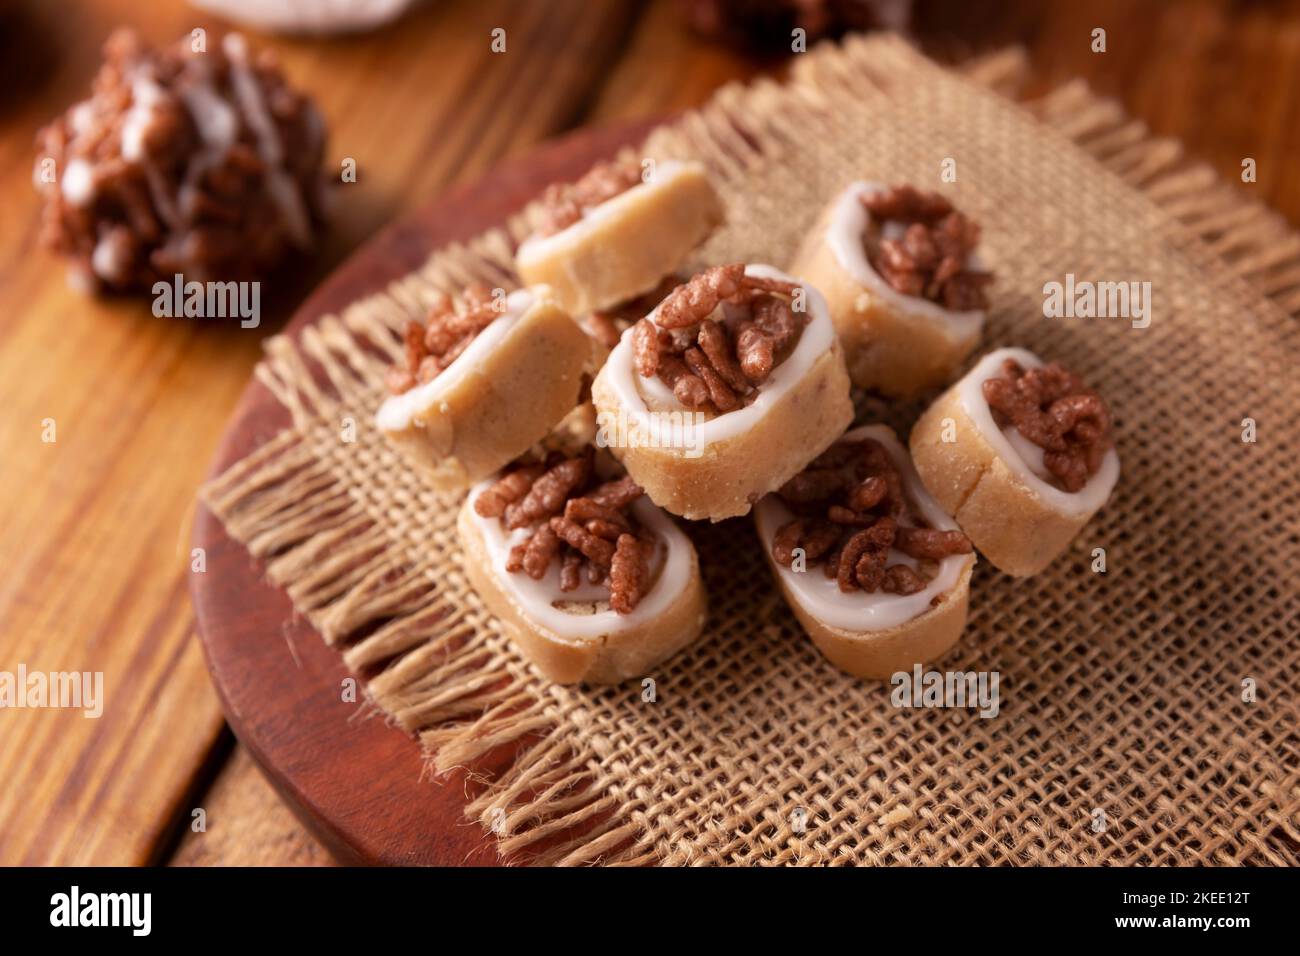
<box><xmin>467</xmin><ymin>484</ymin><xmax>694</xmax><ymax>641</ymax></box>
<box><xmin>61</xmin><ymin>158</ymin><xmax>95</xmax><ymax>206</ymax></box>
<box><xmin>826</xmin><ymin>180</ymin><xmax>985</xmax><ymax>342</ymax></box>
<box><xmin>120</xmin><ymin>73</ymin><xmax>167</xmax><ymax>162</ymax></box>
<box><xmin>375</xmin><ymin>289</ymin><xmax>534</xmax><ymax>432</ymax></box>
<box><xmin>181</xmin><ymin>77</ymin><xmax>239</xmax><ymax>153</ymax></box>
<box><xmin>756</xmin><ymin>425</ymin><xmax>972</xmax><ymax>632</ymax></box>
<box><xmin>222</xmin><ymin>32</ymin><xmax>312</xmax><ymax>248</ymax></box>
<box><xmin>141</xmin><ymin>163</ymin><xmax>180</xmax><ymax>231</ymax></box>
<box><xmin>91</xmin><ymin>231</ymin><xmax>132</xmax><ymax>284</ymax></box>
<box><xmin>1002</xmin><ymin>423</ymin><xmax>1050</xmax><ymax>481</ymax></box>
<box><xmin>68</xmin><ymin>101</ymin><xmax>96</xmax><ymax>136</ymax></box>
<box><xmin>516</xmin><ymin>160</ymin><xmax>692</xmax><ymax>265</ymax></box>
<box><xmin>114</xmin><ymin>68</ymin><xmax>190</xmax><ymax>236</ymax></box>
<box><xmin>600</xmin><ymin>264</ymin><xmax>836</xmax><ymax>448</ymax></box>
<box><xmin>176</xmin><ymin>66</ymin><xmax>242</xmax><ymax>221</ymax></box>
<box><xmin>958</xmin><ymin>346</ymin><xmax>1120</xmax><ymax>517</ymax></box>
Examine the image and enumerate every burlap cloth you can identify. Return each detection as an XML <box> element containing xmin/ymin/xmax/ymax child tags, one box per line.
<box><xmin>202</xmin><ymin>36</ymin><xmax>1300</xmax><ymax>865</ymax></box>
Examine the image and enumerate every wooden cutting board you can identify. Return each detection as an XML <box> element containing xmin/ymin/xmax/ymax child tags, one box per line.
<box><xmin>189</xmin><ymin>120</ymin><xmax>656</xmax><ymax>866</ymax></box>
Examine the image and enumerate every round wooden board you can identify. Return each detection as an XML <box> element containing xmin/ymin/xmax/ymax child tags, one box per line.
<box><xmin>190</xmin><ymin>121</ymin><xmax>656</xmax><ymax>866</ymax></box>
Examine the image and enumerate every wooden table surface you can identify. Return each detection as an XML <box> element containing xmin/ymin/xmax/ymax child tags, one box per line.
<box><xmin>1</xmin><ymin>0</ymin><xmax>1298</xmax><ymax>867</ymax></box>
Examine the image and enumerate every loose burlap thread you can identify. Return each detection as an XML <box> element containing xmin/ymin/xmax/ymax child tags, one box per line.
<box><xmin>202</xmin><ymin>36</ymin><xmax>1300</xmax><ymax>866</ymax></box>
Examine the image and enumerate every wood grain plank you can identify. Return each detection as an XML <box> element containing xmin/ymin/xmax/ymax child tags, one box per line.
<box><xmin>589</xmin><ymin>0</ymin><xmax>1300</xmax><ymax>227</ymax></box>
<box><xmin>912</xmin><ymin>0</ymin><xmax>1300</xmax><ymax>227</ymax></box>
<box><xmin>170</xmin><ymin>744</ymin><xmax>336</xmax><ymax>867</ymax></box>
<box><xmin>585</xmin><ymin>0</ymin><xmax>773</xmax><ymax>124</ymax></box>
<box><xmin>0</xmin><ymin>0</ymin><xmax>644</xmax><ymax>865</ymax></box>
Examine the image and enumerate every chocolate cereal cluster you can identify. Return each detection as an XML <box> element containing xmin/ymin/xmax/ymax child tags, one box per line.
<box><xmin>33</xmin><ymin>29</ymin><xmax>329</xmax><ymax>293</ymax></box>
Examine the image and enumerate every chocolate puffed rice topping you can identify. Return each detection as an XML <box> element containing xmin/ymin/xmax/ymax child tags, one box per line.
<box><xmin>772</xmin><ymin>438</ymin><xmax>972</xmax><ymax>595</ymax></box>
<box><xmin>860</xmin><ymin>184</ymin><xmax>992</xmax><ymax>311</ymax></box>
<box><xmin>982</xmin><ymin>359</ymin><xmax>1113</xmax><ymax>493</ymax></box>
<box><xmin>475</xmin><ymin>451</ymin><xmax>654</xmax><ymax>615</ymax></box>
<box><xmin>534</xmin><ymin>158</ymin><xmax>643</xmax><ymax>238</ymax></box>
<box><xmin>385</xmin><ymin>284</ymin><xmax>504</xmax><ymax>395</ymax></box>
<box><xmin>632</xmin><ymin>264</ymin><xmax>809</xmax><ymax>416</ymax></box>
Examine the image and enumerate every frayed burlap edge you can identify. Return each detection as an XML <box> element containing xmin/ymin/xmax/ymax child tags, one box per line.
<box><xmin>201</xmin><ymin>35</ymin><xmax>1300</xmax><ymax>867</ymax></box>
